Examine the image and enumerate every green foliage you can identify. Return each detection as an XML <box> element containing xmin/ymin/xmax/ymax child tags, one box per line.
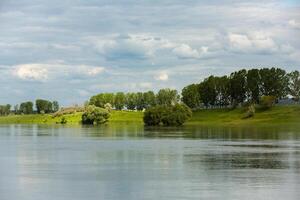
<box><xmin>114</xmin><ymin>92</ymin><xmax>126</xmax><ymax>110</ymax></box>
<box><xmin>89</xmin><ymin>93</ymin><xmax>114</xmax><ymax>108</ymax></box>
<box><xmin>136</xmin><ymin>92</ymin><xmax>145</xmax><ymax>111</ymax></box>
<box><xmin>36</xmin><ymin>99</ymin><xmax>53</xmax><ymax>114</ymax></box>
<box><xmin>125</xmin><ymin>93</ymin><xmax>137</xmax><ymax>110</ymax></box>
<box><xmin>143</xmin><ymin>104</ymin><xmax>192</xmax><ymax>126</ymax></box>
<box><xmin>156</xmin><ymin>88</ymin><xmax>179</xmax><ymax>106</ymax></box>
<box><xmin>143</xmin><ymin>106</ymin><xmax>163</xmax><ymax>126</ymax></box>
<box><xmin>19</xmin><ymin>101</ymin><xmax>33</xmax><ymax>114</ymax></box>
<box><xmin>199</xmin><ymin>76</ymin><xmax>216</xmax><ymax>107</ymax></box>
<box><xmin>82</xmin><ymin>105</ymin><xmax>110</xmax><ymax>125</ymax></box>
<box><xmin>259</xmin><ymin>68</ymin><xmax>289</xmax><ymax>99</ymax></box>
<box><xmin>259</xmin><ymin>96</ymin><xmax>276</xmax><ymax>110</ymax></box>
<box><xmin>288</xmin><ymin>70</ymin><xmax>300</xmax><ymax>101</ymax></box>
<box><xmin>229</xmin><ymin>69</ymin><xmax>247</xmax><ymax>105</ymax></box>
<box><xmin>0</xmin><ymin>104</ymin><xmax>11</xmax><ymax>116</ymax></box>
<box><xmin>104</xmin><ymin>103</ymin><xmax>113</xmax><ymax>112</ymax></box>
<box><xmin>143</xmin><ymin>91</ymin><xmax>156</xmax><ymax>108</ymax></box>
<box><xmin>161</xmin><ymin>104</ymin><xmax>192</xmax><ymax>126</ymax></box>
<box><xmin>52</xmin><ymin>101</ymin><xmax>59</xmax><ymax>112</ymax></box>
<box><xmin>247</xmin><ymin>69</ymin><xmax>260</xmax><ymax>103</ymax></box>
<box><xmin>182</xmin><ymin>84</ymin><xmax>201</xmax><ymax>109</ymax></box>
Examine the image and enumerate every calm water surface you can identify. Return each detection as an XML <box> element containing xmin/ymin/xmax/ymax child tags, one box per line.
<box><xmin>0</xmin><ymin>123</ymin><xmax>300</xmax><ymax>200</ymax></box>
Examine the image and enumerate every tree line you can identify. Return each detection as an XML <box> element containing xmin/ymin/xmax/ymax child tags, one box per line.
<box><xmin>89</xmin><ymin>89</ymin><xmax>180</xmax><ymax>110</ymax></box>
<box><xmin>0</xmin><ymin>99</ymin><xmax>59</xmax><ymax>116</ymax></box>
<box><xmin>182</xmin><ymin>68</ymin><xmax>300</xmax><ymax>109</ymax></box>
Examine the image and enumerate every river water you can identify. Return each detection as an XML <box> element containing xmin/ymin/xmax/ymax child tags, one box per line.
<box><xmin>0</xmin><ymin>123</ymin><xmax>300</xmax><ymax>200</ymax></box>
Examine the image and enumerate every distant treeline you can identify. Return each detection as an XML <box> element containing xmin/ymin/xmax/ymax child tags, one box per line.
<box><xmin>0</xmin><ymin>99</ymin><xmax>59</xmax><ymax>116</ymax></box>
<box><xmin>89</xmin><ymin>68</ymin><xmax>299</xmax><ymax>110</ymax></box>
<box><xmin>1</xmin><ymin>67</ymin><xmax>299</xmax><ymax>116</ymax></box>
<box><xmin>89</xmin><ymin>89</ymin><xmax>180</xmax><ymax>111</ymax></box>
<box><xmin>182</xmin><ymin>68</ymin><xmax>300</xmax><ymax>109</ymax></box>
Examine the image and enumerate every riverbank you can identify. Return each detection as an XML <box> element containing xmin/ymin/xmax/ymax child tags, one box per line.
<box><xmin>0</xmin><ymin>105</ymin><xmax>299</xmax><ymax>126</ymax></box>
<box><xmin>0</xmin><ymin>110</ymin><xmax>143</xmax><ymax>124</ymax></box>
<box><xmin>188</xmin><ymin>105</ymin><xmax>300</xmax><ymax>126</ymax></box>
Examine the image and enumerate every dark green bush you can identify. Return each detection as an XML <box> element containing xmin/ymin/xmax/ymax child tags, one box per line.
<box><xmin>143</xmin><ymin>104</ymin><xmax>192</xmax><ymax>126</ymax></box>
<box><xmin>82</xmin><ymin>105</ymin><xmax>110</xmax><ymax>125</ymax></box>
<box><xmin>143</xmin><ymin>106</ymin><xmax>163</xmax><ymax>126</ymax></box>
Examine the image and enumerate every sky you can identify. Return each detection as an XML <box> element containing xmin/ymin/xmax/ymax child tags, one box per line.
<box><xmin>0</xmin><ymin>0</ymin><xmax>300</xmax><ymax>106</ymax></box>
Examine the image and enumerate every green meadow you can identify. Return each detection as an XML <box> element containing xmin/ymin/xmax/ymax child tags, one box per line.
<box><xmin>0</xmin><ymin>105</ymin><xmax>299</xmax><ymax>126</ymax></box>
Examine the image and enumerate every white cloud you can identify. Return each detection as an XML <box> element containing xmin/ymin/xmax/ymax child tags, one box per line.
<box><xmin>155</xmin><ymin>71</ymin><xmax>169</xmax><ymax>81</ymax></box>
<box><xmin>12</xmin><ymin>62</ymin><xmax>106</xmax><ymax>81</ymax></box>
<box><xmin>228</xmin><ymin>32</ymin><xmax>278</xmax><ymax>53</ymax></box>
<box><xmin>288</xmin><ymin>19</ymin><xmax>300</xmax><ymax>29</ymax></box>
<box><xmin>77</xmin><ymin>66</ymin><xmax>105</xmax><ymax>76</ymax></box>
<box><xmin>173</xmin><ymin>44</ymin><xmax>200</xmax><ymax>59</ymax></box>
<box><xmin>13</xmin><ymin>64</ymin><xmax>48</xmax><ymax>81</ymax></box>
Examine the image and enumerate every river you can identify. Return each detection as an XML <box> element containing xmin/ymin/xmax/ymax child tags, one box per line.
<box><xmin>0</xmin><ymin>123</ymin><xmax>300</xmax><ymax>200</ymax></box>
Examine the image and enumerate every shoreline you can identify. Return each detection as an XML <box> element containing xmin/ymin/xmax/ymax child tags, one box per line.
<box><xmin>0</xmin><ymin>105</ymin><xmax>299</xmax><ymax>127</ymax></box>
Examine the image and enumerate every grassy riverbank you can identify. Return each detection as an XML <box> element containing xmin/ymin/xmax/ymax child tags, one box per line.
<box><xmin>188</xmin><ymin>105</ymin><xmax>300</xmax><ymax>126</ymax></box>
<box><xmin>0</xmin><ymin>105</ymin><xmax>299</xmax><ymax>126</ymax></box>
<box><xmin>0</xmin><ymin>110</ymin><xmax>143</xmax><ymax>124</ymax></box>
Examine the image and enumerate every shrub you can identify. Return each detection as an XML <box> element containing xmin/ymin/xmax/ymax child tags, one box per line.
<box><xmin>143</xmin><ymin>104</ymin><xmax>192</xmax><ymax>126</ymax></box>
<box><xmin>82</xmin><ymin>105</ymin><xmax>110</xmax><ymax>125</ymax></box>
<box><xmin>143</xmin><ymin>106</ymin><xmax>163</xmax><ymax>126</ymax></box>
<box><xmin>259</xmin><ymin>96</ymin><xmax>276</xmax><ymax>110</ymax></box>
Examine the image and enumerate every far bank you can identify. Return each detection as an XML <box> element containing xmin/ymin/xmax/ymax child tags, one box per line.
<box><xmin>0</xmin><ymin>105</ymin><xmax>299</xmax><ymax>127</ymax></box>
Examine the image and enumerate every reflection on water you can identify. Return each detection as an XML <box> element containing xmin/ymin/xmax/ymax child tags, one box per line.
<box><xmin>0</xmin><ymin>123</ymin><xmax>300</xmax><ymax>200</ymax></box>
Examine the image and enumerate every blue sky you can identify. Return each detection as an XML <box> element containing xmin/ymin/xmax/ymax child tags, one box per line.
<box><xmin>0</xmin><ymin>0</ymin><xmax>300</xmax><ymax>106</ymax></box>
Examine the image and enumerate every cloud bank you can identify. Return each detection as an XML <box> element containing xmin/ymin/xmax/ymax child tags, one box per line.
<box><xmin>0</xmin><ymin>0</ymin><xmax>299</xmax><ymax>105</ymax></box>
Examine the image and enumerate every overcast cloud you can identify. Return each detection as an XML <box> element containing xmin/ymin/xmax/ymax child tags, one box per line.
<box><xmin>0</xmin><ymin>0</ymin><xmax>299</xmax><ymax>105</ymax></box>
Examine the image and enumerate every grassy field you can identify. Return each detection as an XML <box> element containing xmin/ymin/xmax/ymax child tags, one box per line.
<box><xmin>0</xmin><ymin>110</ymin><xmax>143</xmax><ymax>125</ymax></box>
<box><xmin>188</xmin><ymin>105</ymin><xmax>300</xmax><ymax>126</ymax></box>
<box><xmin>0</xmin><ymin>105</ymin><xmax>299</xmax><ymax>126</ymax></box>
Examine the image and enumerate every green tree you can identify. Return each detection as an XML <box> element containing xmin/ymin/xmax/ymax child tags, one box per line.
<box><xmin>246</xmin><ymin>69</ymin><xmax>261</xmax><ymax>103</ymax></box>
<box><xmin>126</xmin><ymin>93</ymin><xmax>137</xmax><ymax>110</ymax></box>
<box><xmin>89</xmin><ymin>93</ymin><xmax>114</xmax><ymax>108</ymax></box>
<box><xmin>36</xmin><ymin>99</ymin><xmax>53</xmax><ymax>113</ymax></box>
<box><xmin>114</xmin><ymin>92</ymin><xmax>126</xmax><ymax>110</ymax></box>
<box><xmin>288</xmin><ymin>70</ymin><xmax>300</xmax><ymax>101</ymax></box>
<box><xmin>229</xmin><ymin>69</ymin><xmax>247</xmax><ymax>105</ymax></box>
<box><xmin>199</xmin><ymin>76</ymin><xmax>217</xmax><ymax>107</ymax></box>
<box><xmin>143</xmin><ymin>91</ymin><xmax>156</xmax><ymax>108</ymax></box>
<box><xmin>136</xmin><ymin>92</ymin><xmax>146</xmax><ymax>110</ymax></box>
<box><xmin>181</xmin><ymin>84</ymin><xmax>201</xmax><ymax>109</ymax></box>
<box><xmin>215</xmin><ymin>76</ymin><xmax>230</xmax><ymax>107</ymax></box>
<box><xmin>156</xmin><ymin>88</ymin><xmax>179</xmax><ymax>106</ymax></box>
<box><xmin>82</xmin><ymin>105</ymin><xmax>110</xmax><ymax>125</ymax></box>
<box><xmin>20</xmin><ymin>101</ymin><xmax>33</xmax><ymax>114</ymax></box>
<box><xmin>143</xmin><ymin>104</ymin><xmax>192</xmax><ymax>126</ymax></box>
<box><xmin>0</xmin><ymin>104</ymin><xmax>11</xmax><ymax>116</ymax></box>
<box><xmin>260</xmin><ymin>68</ymin><xmax>289</xmax><ymax>100</ymax></box>
<box><xmin>52</xmin><ymin>101</ymin><xmax>59</xmax><ymax>112</ymax></box>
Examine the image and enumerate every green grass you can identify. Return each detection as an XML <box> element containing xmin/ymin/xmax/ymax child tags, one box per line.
<box><xmin>0</xmin><ymin>105</ymin><xmax>299</xmax><ymax>126</ymax></box>
<box><xmin>188</xmin><ymin>105</ymin><xmax>300</xmax><ymax>126</ymax></box>
<box><xmin>0</xmin><ymin>110</ymin><xmax>143</xmax><ymax>124</ymax></box>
